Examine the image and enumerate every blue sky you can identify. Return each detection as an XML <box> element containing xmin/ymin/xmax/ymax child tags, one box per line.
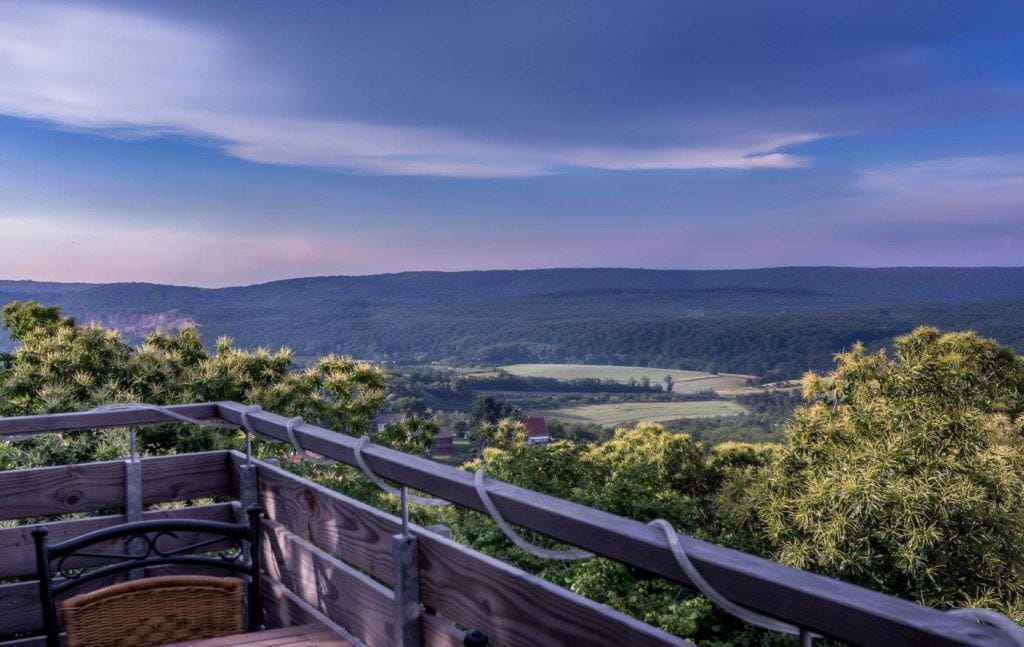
<box><xmin>0</xmin><ymin>1</ymin><xmax>1022</xmax><ymax>286</ymax></box>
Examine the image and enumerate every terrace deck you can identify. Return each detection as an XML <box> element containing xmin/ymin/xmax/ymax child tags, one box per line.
<box><xmin>169</xmin><ymin>624</ymin><xmax>352</xmax><ymax>646</ymax></box>
<box><xmin>0</xmin><ymin>402</ymin><xmax>1010</xmax><ymax>646</ymax></box>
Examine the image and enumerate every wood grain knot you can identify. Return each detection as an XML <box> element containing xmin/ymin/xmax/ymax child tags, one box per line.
<box><xmin>301</xmin><ymin>488</ymin><xmax>317</xmax><ymax>512</ymax></box>
<box><xmin>61</xmin><ymin>489</ymin><xmax>84</xmax><ymax>506</ymax></box>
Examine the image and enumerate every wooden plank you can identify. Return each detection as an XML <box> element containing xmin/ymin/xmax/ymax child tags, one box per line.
<box><xmin>0</xmin><ymin>451</ymin><xmax>232</xmax><ymax>521</ymax></box>
<box><xmin>219</xmin><ymin>403</ymin><xmax>1003</xmax><ymax>646</ymax></box>
<box><xmin>0</xmin><ymin>502</ymin><xmax>235</xmax><ymax>579</ymax></box>
<box><xmin>0</xmin><ymin>460</ymin><xmax>123</xmax><ymax>521</ymax></box>
<box><xmin>0</xmin><ymin>578</ymin><xmax>39</xmax><ymax>636</ymax></box>
<box><xmin>421</xmin><ymin>612</ymin><xmax>466</xmax><ymax>647</ymax></box>
<box><xmin>0</xmin><ymin>636</ymin><xmax>48</xmax><ymax>647</ymax></box>
<box><xmin>250</xmin><ymin>456</ymin><xmax>395</xmax><ymax>584</ymax></box>
<box><xmin>260</xmin><ymin>517</ymin><xmax>394</xmax><ymax>647</ymax></box>
<box><xmin>254</xmin><ymin>459</ymin><xmax>690</xmax><ymax>647</ymax></box>
<box><xmin>262</xmin><ymin>575</ymin><xmax>321</xmax><ymax>629</ymax></box>
<box><xmin>261</xmin><ymin>576</ymin><xmax>364</xmax><ymax>646</ymax></box>
<box><xmin>140</xmin><ymin>451</ymin><xmax>233</xmax><ymax>505</ymax></box>
<box><xmin>0</xmin><ymin>403</ymin><xmax>220</xmax><ymax>438</ymax></box>
<box><xmin>0</xmin><ymin>577</ymin><xmax>108</xmax><ymax>635</ymax></box>
<box><xmin>419</xmin><ymin>529</ymin><xmax>692</xmax><ymax>647</ymax></box>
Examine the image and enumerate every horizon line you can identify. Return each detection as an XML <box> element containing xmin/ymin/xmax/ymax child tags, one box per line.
<box><xmin>3</xmin><ymin>265</ymin><xmax>1024</xmax><ymax>291</ymax></box>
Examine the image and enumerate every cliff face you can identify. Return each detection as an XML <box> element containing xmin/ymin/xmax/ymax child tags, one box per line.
<box><xmin>82</xmin><ymin>310</ymin><xmax>198</xmax><ymax>337</ymax></box>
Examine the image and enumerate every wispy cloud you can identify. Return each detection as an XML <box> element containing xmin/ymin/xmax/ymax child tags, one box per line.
<box><xmin>856</xmin><ymin>156</ymin><xmax>1024</xmax><ymax>192</ymax></box>
<box><xmin>852</xmin><ymin>155</ymin><xmax>1024</xmax><ymax>221</ymax></box>
<box><xmin>553</xmin><ymin>134</ymin><xmax>818</xmax><ymax>171</ymax></box>
<box><xmin>0</xmin><ymin>3</ymin><xmax>816</xmax><ymax>178</ymax></box>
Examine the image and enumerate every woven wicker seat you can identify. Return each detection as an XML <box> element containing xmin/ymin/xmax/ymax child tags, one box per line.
<box><xmin>60</xmin><ymin>575</ymin><xmax>245</xmax><ymax>647</ymax></box>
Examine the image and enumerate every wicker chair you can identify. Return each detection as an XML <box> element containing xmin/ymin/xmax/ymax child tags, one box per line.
<box><xmin>61</xmin><ymin>575</ymin><xmax>244</xmax><ymax>647</ymax></box>
<box><xmin>33</xmin><ymin>507</ymin><xmax>262</xmax><ymax>647</ymax></box>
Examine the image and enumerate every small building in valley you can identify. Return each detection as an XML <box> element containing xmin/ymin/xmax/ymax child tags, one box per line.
<box><xmin>524</xmin><ymin>416</ymin><xmax>551</xmax><ymax>445</ymax></box>
<box><xmin>373</xmin><ymin>412</ymin><xmax>404</xmax><ymax>432</ymax></box>
<box><xmin>433</xmin><ymin>425</ymin><xmax>454</xmax><ymax>457</ymax></box>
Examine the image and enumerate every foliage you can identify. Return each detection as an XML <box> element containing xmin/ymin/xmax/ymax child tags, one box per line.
<box><xmin>721</xmin><ymin>327</ymin><xmax>1024</xmax><ymax>617</ymax></box>
<box><xmin>470</xmin><ymin>395</ymin><xmax>522</xmax><ymax>425</ymax></box>
<box><xmin>1</xmin><ymin>301</ymin><xmax>70</xmax><ymax>343</ymax></box>
<box><xmin>447</xmin><ymin>423</ymin><xmax>782</xmax><ymax>644</ymax></box>
<box><xmin>466</xmin><ymin>417</ymin><xmax>523</xmax><ymax>450</ymax></box>
<box><xmin>661</xmin><ymin>390</ymin><xmax>801</xmax><ymax>446</ymax></box>
<box><xmin>376</xmin><ymin>414</ymin><xmax>440</xmax><ymax>455</ymax></box>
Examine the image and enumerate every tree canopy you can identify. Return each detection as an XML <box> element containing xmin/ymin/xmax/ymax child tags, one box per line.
<box><xmin>722</xmin><ymin>327</ymin><xmax>1024</xmax><ymax>616</ymax></box>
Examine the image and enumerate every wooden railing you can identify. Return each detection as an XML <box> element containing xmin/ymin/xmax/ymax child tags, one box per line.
<box><xmin>249</xmin><ymin>452</ymin><xmax>684</xmax><ymax>647</ymax></box>
<box><xmin>0</xmin><ymin>402</ymin><xmax>1010</xmax><ymax>646</ymax></box>
<box><xmin>0</xmin><ymin>411</ymin><xmax>684</xmax><ymax>646</ymax></box>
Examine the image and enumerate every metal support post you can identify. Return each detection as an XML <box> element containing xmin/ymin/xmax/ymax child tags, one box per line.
<box><xmin>124</xmin><ymin>426</ymin><xmax>144</xmax><ymax>579</ymax></box>
<box><xmin>392</xmin><ymin>487</ymin><xmax>422</xmax><ymax>646</ymax></box>
<box><xmin>237</xmin><ymin>462</ymin><xmax>259</xmax><ymax>515</ymax></box>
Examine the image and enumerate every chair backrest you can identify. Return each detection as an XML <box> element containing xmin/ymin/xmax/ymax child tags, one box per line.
<box><xmin>61</xmin><ymin>574</ymin><xmax>245</xmax><ymax>647</ymax></box>
<box><xmin>33</xmin><ymin>506</ymin><xmax>262</xmax><ymax>647</ymax></box>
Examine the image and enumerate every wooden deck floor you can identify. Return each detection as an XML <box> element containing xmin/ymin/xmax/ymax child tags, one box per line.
<box><xmin>169</xmin><ymin>624</ymin><xmax>353</xmax><ymax>646</ymax></box>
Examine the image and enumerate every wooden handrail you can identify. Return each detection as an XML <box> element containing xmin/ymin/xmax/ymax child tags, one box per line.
<box><xmin>0</xmin><ymin>402</ymin><xmax>1007</xmax><ymax>645</ymax></box>
<box><xmin>0</xmin><ymin>402</ymin><xmax>220</xmax><ymax>437</ymax></box>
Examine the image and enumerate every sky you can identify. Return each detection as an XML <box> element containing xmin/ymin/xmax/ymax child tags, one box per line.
<box><xmin>0</xmin><ymin>1</ymin><xmax>1022</xmax><ymax>286</ymax></box>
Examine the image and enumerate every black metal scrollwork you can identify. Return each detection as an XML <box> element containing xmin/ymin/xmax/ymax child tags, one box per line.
<box><xmin>54</xmin><ymin>529</ymin><xmax>245</xmax><ymax>580</ymax></box>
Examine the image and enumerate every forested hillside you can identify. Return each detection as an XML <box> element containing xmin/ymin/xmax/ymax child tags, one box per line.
<box><xmin>3</xmin><ymin>267</ymin><xmax>1023</xmax><ymax>379</ymax></box>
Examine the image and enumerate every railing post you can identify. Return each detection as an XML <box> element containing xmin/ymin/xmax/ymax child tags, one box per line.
<box><xmin>124</xmin><ymin>426</ymin><xmax>144</xmax><ymax>579</ymax></box>
<box><xmin>393</xmin><ymin>487</ymin><xmax>423</xmax><ymax>647</ymax></box>
<box><xmin>237</xmin><ymin>462</ymin><xmax>258</xmax><ymax>513</ymax></box>
<box><xmin>237</xmin><ymin>410</ymin><xmax>259</xmax><ymax>516</ymax></box>
<box><xmin>235</xmin><ymin>453</ymin><xmax>260</xmax><ymax>626</ymax></box>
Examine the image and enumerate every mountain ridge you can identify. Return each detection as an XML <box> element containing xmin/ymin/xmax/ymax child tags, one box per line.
<box><xmin>3</xmin><ymin>267</ymin><xmax>1023</xmax><ymax>378</ymax></box>
<box><xmin>6</xmin><ymin>266</ymin><xmax>1024</xmax><ymax>302</ymax></box>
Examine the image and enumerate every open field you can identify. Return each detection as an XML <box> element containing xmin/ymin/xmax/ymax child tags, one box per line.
<box><xmin>717</xmin><ymin>379</ymin><xmax>804</xmax><ymax>397</ymax></box>
<box><xmin>497</xmin><ymin>363</ymin><xmax>754</xmax><ymax>393</ymax></box>
<box><xmin>667</xmin><ymin>375</ymin><xmax>756</xmax><ymax>394</ymax></box>
<box><xmin>535</xmin><ymin>400</ymin><xmax>748</xmax><ymax>426</ymax></box>
<box><xmin>500</xmin><ymin>363</ymin><xmax>710</xmax><ymax>382</ymax></box>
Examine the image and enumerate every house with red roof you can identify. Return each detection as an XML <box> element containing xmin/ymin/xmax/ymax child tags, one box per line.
<box><xmin>523</xmin><ymin>416</ymin><xmax>551</xmax><ymax>445</ymax></box>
